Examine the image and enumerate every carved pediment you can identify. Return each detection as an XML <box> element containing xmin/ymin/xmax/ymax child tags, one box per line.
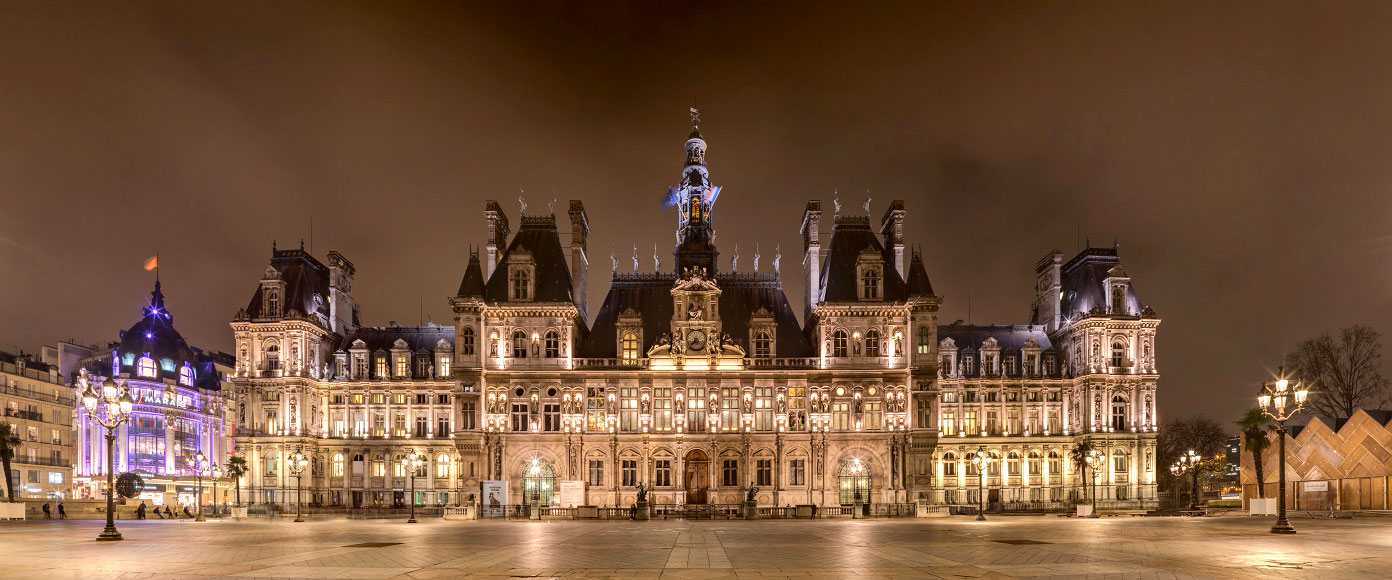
<box><xmin>939</xmin><ymin>337</ymin><xmax>956</xmax><ymax>349</ymax></box>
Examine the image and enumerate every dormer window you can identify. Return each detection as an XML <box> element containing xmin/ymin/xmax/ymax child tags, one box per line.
<box><xmin>178</xmin><ymin>364</ymin><xmax>194</xmax><ymax>386</ymax></box>
<box><xmin>1111</xmin><ymin>285</ymin><xmax>1126</xmax><ymax>314</ymax></box>
<box><xmin>752</xmin><ymin>331</ymin><xmax>772</xmax><ymax>358</ymax></box>
<box><xmin>374</xmin><ymin>355</ymin><xmax>387</xmax><ymax>378</ymax></box>
<box><xmin>620</xmin><ymin>332</ymin><xmax>638</xmax><ymax>365</ymax></box>
<box><xmin>267</xmin><ymin>290</ymin><xmax>281</xmax><ymax>317</ymax></box>
<box><xmin>510</xmin><ymin>269</ymin><xmax>531</xmax><ymax>300</ymax></box>
<box><xmin>860</xmin><ymin>266</ymin><xmax>881</xmax><ymax>300</ymax></box>
<box><xmin>137</xmin><ymin>355</ymin><xmax>157</xmax><ymax>378</ymax></box>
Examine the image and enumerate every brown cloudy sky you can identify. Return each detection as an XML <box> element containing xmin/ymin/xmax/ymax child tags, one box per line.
<box><xmin>2</xmin><ymin>2</ymin><xmax>1391</xmax><ymax>424</ymax></box>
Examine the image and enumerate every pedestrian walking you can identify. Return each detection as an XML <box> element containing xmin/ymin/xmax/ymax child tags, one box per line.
<box><xmin>42</xmin><ymin>502</ymin><xmax>51</xmax><ymax>519</ymax></box>
<box><xmin>57</xmin><ymin>503</ymin><xmax>66</xmax><ymax>519</ymax></box>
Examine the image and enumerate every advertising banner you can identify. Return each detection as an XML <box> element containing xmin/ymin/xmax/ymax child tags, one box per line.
<box><xmin>482</xmin><ymin>480</ymin><xmax>508</xmax><ymax>516</ymax></box>
<box><xmin>559</xmin><ymin>481</ymin><xmax>586</xmax><ymax>507</ymax></box>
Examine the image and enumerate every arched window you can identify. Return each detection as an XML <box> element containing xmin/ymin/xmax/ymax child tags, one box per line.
<box><xmin>864</xmin><ymin>329</ymin><xmax>880</xmax><ymax>357</ymax></box>
<box><xmin>1112</xmin><ymin>285</ymin><xmax>1126</xmax><ymax>314</ymax></box>
<box><xmin>987</xmin><ymin>452</ymin><xmax>1001</xmax><ymax>476</ymax></box>
<box><xmin>136</xmin><ymin>356</ymin><xmax>157</xmax><ymax>378</ymax></box>
<box><xmin>461</xmin><ymin>328</ymin><xmax>475</xmax><ymax>355</ymax></box>
<box><xmin>917</xmin><ymin>326</ymin><xmax>931</xmax><ymax>354</ymax></box>
<box><xmin>1112</xmin><ymin>449</ymin><xmax>1128</xmax><ymax>473</ymax></box>
<box><xmin>832</xmin><ymin>330</ymin><xmax>848</xmax><ymax>357</ymax></box>
<box><xmin>352</xmin><ymin>454</ymin><xmax>365</xmax><ymax>475</ymax></box>
<box><xmin>178</xmin><ymin>364</ymin><xmax>194</xmax><ymax>386</ymax></box>
<box><xmin>510</xmin><ymin>269</ymin><xmax>530</xmax><ymax>301</ymax></box>
<box><xmin>372</xmin><ymin>454</ymin><xmax>386</xmax><ymax>477</ymax></box>
<box><xmin>332</xmin><ymin>453</ymin><xmax>345</xmax><ymax>477</ymax></box>
<box><xmin>436</xmin><ymin>454</ymin><xmax>450</xmax><ymax>478</ymax></box>
<box><xmin>265</xmin><ymin>452</ymin><xmax>279</xmax><ymax>476</ymax></box>
<box><xmin>942</xmin><ymin>453</ymin><xmax>957</xmax><ymax>476</ymax></box>
<box><xmin>512</xmin><ymin>330</ymin><xmax>528</xmax><ymax>359</ymax></box>
<box><xmin>1027</xmin><ymin>451</ymin><xmax>1042</xmax><ymax>476</ymax></box>
<box><xmin>544</xmin><ymin>330</ymin><xmax>560</xmax><ymax>358</ymax></box>
<box><xmin>1111</xmin><ymin>341</ymin><xmax>1126</xmax><ymax>367</ymax></box>
<box><xmin>393</xmin><ymin>455</ymin><xmax>407</xmax><ymax>477</ymax></box>
<box><xmin>1111</xmin><ymin>395</ymin><xmax>1127</xmax><ymax>431</ymax></box>
<box><xmin>1047</xmin><ymin>451</ymin><xmax>1061</xmax><ymax>474</ymax></box>
<box><xmin>620</xmin><ymin>332</ymin><xmax>638</xmax><ymax>365</ymax></box>
<box><xmin>267</xmin><ymin>290</ymin><xmax>280</xmax><ymax>317</ymax></box>
<box><xmin>752</xmin><ymin>331</ymin><xmax>772</xmax><ymax>358</ymax></box>
<box><xmin>1006</xmin><ymin>451</ymin><xmax>1021</xmax><ymax>476</ymax></box>
<box><xmin>266</xmin><ymin>345</ymin><xmax>280</xmax><ymax>371</ymax></box>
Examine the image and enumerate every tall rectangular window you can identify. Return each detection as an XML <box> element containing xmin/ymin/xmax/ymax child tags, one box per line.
<box><xmin>459</xmin><ymin>402</ymin><xmax>476</xmax><ymax>430</ymax></box>
<box><xmin>917</xmin><ymin>398</ymin><xmax>933</xmax><ymax>429</ymax></box>
<box><xmin>720</xmin><ymin>387</ymin><xmax>739</xmax><ymax>431</ymax></box>
<box><xmin>754</xmin><ymin>387</ymin><xmax>773</xmax><ymax>431</ymax></box>
<box><xmin>986</xmin><ymin>411</ymin><xmax>998</xmax><ymax>435</ymax></box>
<box><xmin>787</xmin><ymin>386</ymin><xmax>806</xmax><ymax>431</ymax></box>
<box><xmin>863</xmin><ymin>401</ymin><xmax>882</xmax><ymax>430</ymax></box>
<box><xmin>653</xmin><ymin>388</ymin><xmax>672</xmax><ymax>431</ymax></box>
<box><xmin>655</xmin><ymin>459</ymin><xmax>672</xmax><ymax>487</ymax></box>
<box><xmin>789</xmin><ymin>459</ymin><xmax>805</xmax><ymax>486</ymax></box>
<box><xmin>375</xmin><ymin>357</ymin><xmax>387</xmax><ymax>378</ymax></box>
<box><xmin>543</xmin><ymin>403</ymin><xmax>561</xmax><ymax>432</ymax></box>
<box><xmin>586</xmin><ymin>387</ymin><xmax>607</xmax><ymax>432</ymax></box>
<box><xmin>1008</xmin><ymin>409</ymin><xmax>1021</xmax><ymax>434</ymax></box>
<box><xmin>962</xmin><ymin>411</ymin><xmax>977</xmax><ymax>435</ymax></box>
<box><xmin>510</xmin><ymin>403</ymin><xmax>530</xmax><ymax>432</ymax></box>
<box><xmin>832</xmin><ymin>402</ymin><xmax>850</xmax><ymax>430</ymax></box>
<box><xmin>721</xmin><ymin>459</ymin><xmax>739</xmax><ymax>487</ymax></box>
<box><xmin>686</xmin><ymin>388</ymin><xmax>706</xmax><ymax>432</ymax></box>
<box><xmin>621</xmin><ymin>459</ymin><xmax>638</xmax><ymax>486</ymax></box>
<box><xmin>755</xmin><ymin>459</ymin><xmax>772</xmax><ymax>486</ymax></box>
<box><xmin>941</xmin><ymin>412</ymin><xmax>955</xmax><ymax>436</ymax></box>
<box><xmin>436</xmin><ymin>417</ymin><xmax>450</xmax><ymax>437</ymax></box>
<box><xmin>587</xmin><ymin>460</ymin><xmax>604</xmax><ymax>487</ymax></box>
<box><xmin>620</xmin><ymin>387</ymin><xmax>639</xmax><ymax>431</ymax></box>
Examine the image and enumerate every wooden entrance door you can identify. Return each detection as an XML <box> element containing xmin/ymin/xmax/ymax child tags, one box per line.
<box><xmin>685</xmin><ymin>449</ymin><xmax>709</xmax><ymax>504</ymax></box>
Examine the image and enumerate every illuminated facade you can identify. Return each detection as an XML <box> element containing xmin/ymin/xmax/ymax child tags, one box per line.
<box><xmin>0</xmin><ymin>351</ymin><xmax>73</xmax><ymax>499</ymax></box>
<box><xmin>232</xmin><ymin>118</ymin><xmax>1159</xmax><ymax>511</ymax></box>
<box><xmin>72</xmin><ymin>282</ymin><xmax>236</xmax><ymax>505</ymax></box>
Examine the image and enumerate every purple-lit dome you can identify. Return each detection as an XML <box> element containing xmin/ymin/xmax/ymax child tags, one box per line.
<box><xmin>116</xmin><ymin>281</ymin><xmax>196</xmax><ymax>375</ymax></box>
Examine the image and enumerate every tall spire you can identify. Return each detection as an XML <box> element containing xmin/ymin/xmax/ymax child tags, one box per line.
<box><xmin>144</xmin><ymin>278</ymin><xmax>171</xmax><ymax>323</ymax></box>
<box><xmin>674</xmin><ymin>107</ymin><xmax>720</xmax><ymax>273</ymax></box>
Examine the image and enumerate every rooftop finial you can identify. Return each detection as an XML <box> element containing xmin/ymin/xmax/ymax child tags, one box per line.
<box><xmin>690</xmin><ymin>104</ymin><xmax>700</xmax><ymax>128</ymax></box>
<box><xmin>753</xmin><ymin>243</ymin><xmax>761</xmax><ymax>272</ymax></box>
<box><xmin>518</xmin><ymin>189</ymin><xmax>527</xmax><ymax>214</ymax></box>
<box><xmin>773</xmin><ymin>244</ymin><xmax>781</xmax><ymax>276</ymax></box>
<box><xmin>833</xmin><ymin>189</ymin><xmax>841</xmax><ymax>215</ymax></box>
<box><xmin>863</xmin><ymin>188</ymin><xmax>872</xmax><ymax>214</ymax></box>
<box><xmin>548</xmin><ymin>196</ymin><xmax>558</xmax><ymax>214</ymax></box>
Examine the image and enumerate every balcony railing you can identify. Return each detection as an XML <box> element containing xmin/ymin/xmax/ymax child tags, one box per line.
<box><xmin>0</xmin><ymin>381</ymin><xmax>73</xmax><ymax>405</ymax></box>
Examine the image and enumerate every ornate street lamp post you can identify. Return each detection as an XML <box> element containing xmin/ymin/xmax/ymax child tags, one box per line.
<box><xmin>1258</xmin><ymin>372</ymin><xmax>1309</xmax><ymax>534</ymax></box>
<box><xmin>970</xmin><ymin>448</ymin><xmax>992</xmax><ymax>521</ymax></box>
<box><xmin>1171</xmin><ymin>450</ymin><xmax>1201</xmax><ymax>511</ymax></box>
<box><xmin>79</xmin><ymin>370</ymin><xmax>134</xmax><ymax>541</ymax></box>
<box><xmin>210</xmin><ymin>465</ymin><xmax>222</xmax><ymax>517</ymax></box>
<box><xmin>289</xmin><ymin>451</ymin><xmax>309</xmax><ymax>522</ymax></box>
<box><xmin>401</xmin><ymin>454</ymin><xmax>423</xmax><ymax>523</ymax></box>
<box><xmin>189</xmin><ymin>451</ymin><xmax>210</xmax><ymax>522</ymax></box>
<box><xmin>850</xmin><ymin>458</ymin><xmax>865</xmax><ymax>520</ymax></box>
<box><xmin>526</xmin><ymin>458</ymin><xmax>542</xmax><ymax>521</ymax></box>
<box><xmin>1083</xmin><ymin>449</ymin><xmax>1101</xmax><ymax>518</ymax></box>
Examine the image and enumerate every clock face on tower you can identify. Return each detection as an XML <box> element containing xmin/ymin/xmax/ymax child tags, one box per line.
<box><xmin>686</xmin><ymin>330</ymin><xmax>707</xmax><ymax>352</ymax></box>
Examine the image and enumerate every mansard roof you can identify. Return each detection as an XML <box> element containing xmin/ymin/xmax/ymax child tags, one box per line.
<box><xmin>456</xmin><ymin>250</ymin><xmax>486</xmax><ymax>298</ymax></box>
<box><xmin>818</xmin><ymin>216</ymin><xmax>908</xmax><ymax>302</ymax></box>
<box><xmin>483</xmin><ymin>215</ymin><xmax>575</xmax><ymax>304</ymax></box>
<box><xmin>905</xmin><ymin>251</ymin><xmax>934</xmax><ymax>297</ymax></box>
<box><xmin>1046</xmin><ymin>246</ymin><xmax>1145</xmax><ymax>321</ymax></box>
<box><xmin>242</xmin><ymin>246</ymin><xmax>332</xmax><ymax>321</ymax></box>
<box><xmin>938</xmin><ymin>324</ymin><xmax>1055</xmax><ymax>352</ymax></box>
<box><xmin>582</xmin><ymin>273</ymin><xmax>810</xmax><ymax>358</ymax></box>
<box><xmin>341</xmin><ymin>322</ymin><xmax>454</xmax><ymax>354</ymax></box>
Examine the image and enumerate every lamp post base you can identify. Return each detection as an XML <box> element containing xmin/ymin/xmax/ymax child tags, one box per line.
<box><xmin>1270</xmin><ymin>519</ymin><xmax>1297</xmax><ymax>534</ymax></box>
<box><xmin>96</xmin><ymin>525</ymin><xmax>123</xmax><ymax>541</ymax></box>
<box><xmin>195</xmin><ymin>514</ymin><xmax>206</xmax><ymax>522</ymax></box>
<box><xmin>294</xmin><ymin>514</ymin><xmax>305</xmax><ymax>523</ymax></box>
<box><xmin>975</xmin><ymin>512</ymin><xmax>986</xmax><ymax>521</ymax></box>
<box><xmin>407</xmin><ymin>516</ymin><xmax>418</xmax><ymax>524</ymax></box>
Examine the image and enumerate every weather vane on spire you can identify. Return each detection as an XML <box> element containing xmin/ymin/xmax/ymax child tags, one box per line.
<box><xmin>690</xmin><ymin>106</ymin><xmax>700</xmax><ymax>127</ymax></box>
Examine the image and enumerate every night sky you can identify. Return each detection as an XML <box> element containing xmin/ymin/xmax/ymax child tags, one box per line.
<box><xmin>3</xmin><ymin>2</ymin><xmax>1390</xmax><ymax>426</ymax></box>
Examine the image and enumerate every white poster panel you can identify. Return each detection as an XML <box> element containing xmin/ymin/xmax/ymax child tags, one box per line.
<box><xmin>559</xmin><ymin>481</ymin><xmax>586</xmax><ymax>508</ymax></box>
<box><xmin>482</xmin><ymin>480</ymin><xmax>508</xmax><ymax>516</ymax></box>
<box><xmin>1304</xmin><ymin>480</ymin><xmax>1329</xmax><ymax>492</ymax></box>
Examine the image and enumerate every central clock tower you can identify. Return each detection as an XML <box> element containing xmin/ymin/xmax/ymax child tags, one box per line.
<box><xmin>671</xmin><ymin>267</ymin><xmax>722</xmax><ymax>357</ymax></box>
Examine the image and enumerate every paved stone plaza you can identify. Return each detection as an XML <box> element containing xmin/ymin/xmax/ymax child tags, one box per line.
<box><xmin>1</xmin><ymin>515</ymin><xmax>1390</xmax><ymax>579</ymax></box>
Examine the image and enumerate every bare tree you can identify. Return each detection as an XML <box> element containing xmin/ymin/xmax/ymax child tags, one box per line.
<box><xmin>1158</xmin><ymin>415</ymin><xmax>1228</xmax><ymax>506</ymax></box>
<box><xmin>1284</xmin><ymin>324</ymin><xmax>1390</xmax><ymax>420</ymax></box>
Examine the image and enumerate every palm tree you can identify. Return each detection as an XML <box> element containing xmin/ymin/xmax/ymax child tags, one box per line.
<box><xmin>225</xmin><ymin>455</ymin><xmax>249</xmax><ymax>506</ymax></box>
<box><xmin>1236</xmin><ymin>408</ymin><xmax>1273</xmax><ymax>498</ymax></box>
<box><xmin>0</xmin><ymin>423</ymin><xmax>20</xmax><ymax>503</ymax></box>
<box><xmin>1069</xmin><ymin>439</ymin><xmax>1096</xmax><ymax>503</ymax></box>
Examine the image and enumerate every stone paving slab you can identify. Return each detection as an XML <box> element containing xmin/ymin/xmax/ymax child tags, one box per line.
<box><xmin>0</xmin><ymin>515</ymin><xmax>1389</xmax><ymax>579</ymax></box>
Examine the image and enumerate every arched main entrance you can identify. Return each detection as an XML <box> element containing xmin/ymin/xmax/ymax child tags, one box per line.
<box><xmin>521</xmin><ymin>459</ymin><xmax>557</xmax><ymax>506</ymax></box>
<box><xmin>684</xmin><ymin>449</ymin><xmax>709</xmax><ymax>504</ymax></box>
<box><xmin>837</xmin><ymin>459</ymin><xmax>872</xmax><ymax>506</ymax></box>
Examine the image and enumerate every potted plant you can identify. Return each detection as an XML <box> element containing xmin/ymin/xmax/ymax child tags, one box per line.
<box><xmin>1074</xmin><ymin>497</ymin><xmax>1093</xmax><ymax>517</ymax></box>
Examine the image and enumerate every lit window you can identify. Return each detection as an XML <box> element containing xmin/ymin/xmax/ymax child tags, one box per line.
<box><xmin>137</xmin><ymin>356</ymin><xmax>157</xmax><ymax>378</ymax></box>
<box><xmin>436</xmin><ymin>454</ymin><xmax>450</xmax><ymax>478</ymax></box>
<box><xmin>917</xmin><ymin>326</ymin><xmax>930</xmax><ymax>354</ymax></box>
<box><xmin>374</xmin><ymin>356</ymin><xmax>387</xmax><ymax>378</ymax></box>
<box><xmin>333</xmin><ymin>454</ymin><xmax>344</xmax><ymax>477</ymax></box>
<box><xmin>178</xmin><ymin>364</ymin><xmax>193</xmax><ymax>386</ymax></box>
<box><xmin>832</xmin><ymin>330</ymin><xmax>848</xmax><ymax>357</ymax></box>
<box><xmin>438</xmin><ymin>356</ymin><xmax>451</xmax><ymax>377</ymax></box>
<box><xmin>620</xmin><ymin>332</ymin><xmax>638</xmax><ymax>365</ymax></box>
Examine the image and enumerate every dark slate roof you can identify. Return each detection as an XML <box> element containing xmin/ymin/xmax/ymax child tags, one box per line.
<box><xmin>582</xmin><ymin>273</ymin><xmax>810</xmax><ymax>358</ymax></box>
<box><xmin>104</xmin><ymin>281</ymin><xmax>229</xmax><ymax>390</ymax></box>
<box><xmin>456</xmin><ymin>249</ymin><xmax>486</xmax><ymax>298</ymax></box>
<box><xmin>0</xmin><ymin>351</ymin><xmax>55</xmax><ymax>375</ymax></box>
<box><xmin>937</xmin><ymin>324</ymin><xmax>1062</xmax><ymax>379</ymax></box>
<box><xmin>483</xmin><ymin>215</ymin><xmax>575</xmax><ymax>304</ymax></box>
<box><xmin>818</xmin><ymin>216</ymin><xmax>907</xmax><ymax>302</ymax></box>
<box><xmin>1053</xmin><ymin>246</ymin><xmax>1144</xmax><ymax>319</ymax></box>
<box><xmin>343</xmin><ymin>323</ymin><xmax>455</xmax><ymax>354</ymax></box>
<box><xmin>243</xmin><ymin>247</ymin><xmax>332</xmax><ymax>321</ymax></box>
<box><xmin>905</xmin><ymin>251</ymin><xmax>934</xmax><ymax>297</ymax></box>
